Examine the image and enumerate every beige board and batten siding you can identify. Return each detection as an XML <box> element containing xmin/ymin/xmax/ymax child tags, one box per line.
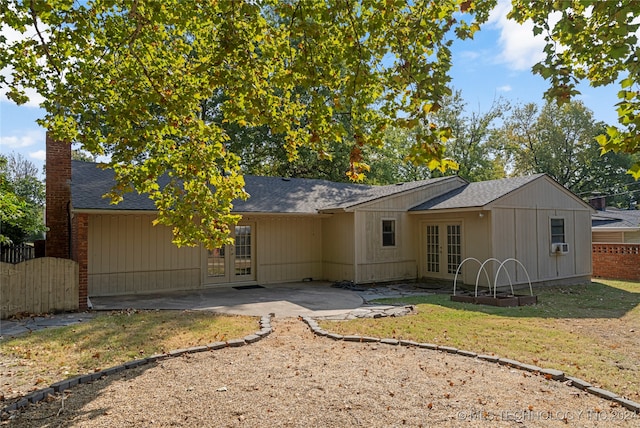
<box><xmin>573</xmin><ymin>210</ymin><xmax>592</xmax><ymax>274</ymax></box>
<box><xmin>490</xmin><ymin>176</ymin><xmax>592</xmax><ymax>287</ymax></box>
<box><xmin>253</xmin><ymin>215</ymin><xmax>323</xmax><ymax>284</ymax></box>
<box><xmin>368</xmin><ymin>177</ymin><xmax>467</xmax><ymax>212</ymax></box>
<box><xmin>626</xmin><ymin>230</ymin><xmax>640</xmax><ymax>243</ymax></box>
<box><xmin>88</xmin><ymin>214</ymin><xmax>201</xmax><ymax>296</ymax></box>
<box><xmin>350</xmin><ymin>178</ymin><xmax>466</xmax><ymax>284</ymax></box>
<box><xmin>491</xmin><ymin>207</ymin><xmax>541</xmax><ymax>287</ymax></box>
<box><xmin>356</xmin><ymin>210</ymin><xmax>416</xmax><ymax>283</ymax></box>
<box><xmin>593</xmin><ymin>229</ymin><xmax>640</xmax><ymax>244</ymax></box>
<box><xmin>321</xmin><ymin>212</ymin><xmax>356</xmax><ymax>282</ymax></box>
<box><xmin>592</xmin><ymin>231</ymin><xmax>624</xmax><ymax>243</ymax></box>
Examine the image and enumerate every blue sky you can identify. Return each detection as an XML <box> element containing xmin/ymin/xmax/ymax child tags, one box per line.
<box><xmin>0</xmin><ymin>1</ymin><xmax>621</xmax><ymax>177</ymax></box>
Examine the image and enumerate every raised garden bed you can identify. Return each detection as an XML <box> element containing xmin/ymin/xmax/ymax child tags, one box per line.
<box><xmin>451</xmin><ymin>293</ymin><xmax>537</xmax><ymax>307</ymax></box>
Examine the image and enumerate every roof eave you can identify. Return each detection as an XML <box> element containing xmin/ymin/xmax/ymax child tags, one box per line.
<box><xmin>72</xmin><ymin>208</ymin><xmax>329</xmax><ymax>217</ymax></box>
<box><xmin>237</xmin><ymin>211</ymin><xmax>330</xmax><ymax>217</ymax></box>
<box><xmin>592</xmin><ymin>227</ymin><xmax>640</xmax><ymax>232</ymax></box>
<box><xmin>409</xmin><ymin>206</ymin><xmax>487</xmax><ymax>214</ymax></box>
<box><xmin>72</xmin><ymin>208</ymin><xmax>157</xmax><ymax>215</ymax></box>
<box><xmin>318</xmin><ymin>208</ymin><xmax>348</xmax><ymax>214</ymax></box>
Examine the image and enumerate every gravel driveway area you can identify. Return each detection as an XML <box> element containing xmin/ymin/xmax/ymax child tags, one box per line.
<box><xmin>7</xmin><ymin>318</ymin><xmax>640</xmax><ymax>427</ymax></box>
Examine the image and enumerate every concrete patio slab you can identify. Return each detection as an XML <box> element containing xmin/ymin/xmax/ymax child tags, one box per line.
<box><xmin>1</xmin><ymin>281</ymin><xmax>434</xmax><ymax>338</ymax></box>
<box><xmin>0</xmin><ymin>312</ymin><xmax>97</xmax><ymax>338</ymax></box>
<box><xmin>89</xmin><ymin>281</ymin><xmax>365</xmax><ymax>318</ymax></box>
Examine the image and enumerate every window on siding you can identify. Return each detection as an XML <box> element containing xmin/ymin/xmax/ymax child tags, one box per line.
<box><xmin>382</xmin><ymin>219</ymin><xmax>396</xmax><ymax>247</ymax></box>
<box><xmin>550</xmin><ymin>218</ymin><xmax>565</xmax><ymax>243</ymax></box>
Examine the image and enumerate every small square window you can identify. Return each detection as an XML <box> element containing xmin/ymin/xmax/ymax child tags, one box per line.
<box><xmin>382</xmin><ymin>219</ymin><xmax>396</xmax><ymax>247</ymax></box>
<box><xmin>550</xmin><ymin>218</ymin><xmax>565</xmax><ymax>243</ymax></box>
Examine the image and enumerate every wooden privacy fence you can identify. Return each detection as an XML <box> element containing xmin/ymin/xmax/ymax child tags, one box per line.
<box><xmin>0</xmin><ymin>243</ymin><xmax>35</xmax><ymax>264</ymax></box>
<box><xmin>1</xmin><ymin>258</ymin><xmax>79</xmax><ymax>319</ymax></box>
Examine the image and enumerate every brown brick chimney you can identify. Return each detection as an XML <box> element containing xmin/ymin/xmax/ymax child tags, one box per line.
<box><xmin>589</xmin><ymin>196</ymin><xmax>606</xmax><ymax>211</ymax></box>
<box><xmin>45</xmin><ymin>132</ymin><xmax>72</xmax><ymax>259</ymax></box>
<box><xmin>45</xmin><ymin>133</ymin><xmax>88</xmax><ymax>311</ymax></box>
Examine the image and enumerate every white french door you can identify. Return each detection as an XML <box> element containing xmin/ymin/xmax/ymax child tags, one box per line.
<box><xmin>423</xmin><ymin>222</ymin><xmax>462</xmax><ymax>278</ymax></box>
<box><xmin>204</xmin><ymin>224</ymin><xmax>255</xmax><ymax>285</ymax></box>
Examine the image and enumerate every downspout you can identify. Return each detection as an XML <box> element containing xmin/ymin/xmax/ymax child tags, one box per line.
<box><xmin>353</xmin><ymin>211</ymin><xmax>359</xmax><ymax>284</ymax></box>
<box><xmin>67</xmin><ymin>200</ymin><xmax>72</xmax><ymax>260</ymax></box>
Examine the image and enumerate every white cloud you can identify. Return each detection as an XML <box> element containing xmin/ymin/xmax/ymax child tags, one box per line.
<box><xmin>29</xmin><ymin>149</ymin><xmax>46</xmax><ymax>161</ymax></box>
<box><xmin>459</xmin><ymin>50</ymin><xmax>481</xmax><ymax>61</ymax></box>
<box><xmin>0</xmin><ymin>129</ymin><xmax>44</xmax><ymax>149</ymax></box>
<box><xmin>487</xmin><ymin>0</ymin><xmax>560</xmax><ymax>71</ymax></box>
<box><xmin>497</xmin><ymin>85</ymin><xmax>512</xmax><ymax>92</ymax></box>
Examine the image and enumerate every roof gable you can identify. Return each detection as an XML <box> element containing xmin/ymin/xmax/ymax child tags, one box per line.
<box><xmin>410</xmin><ymin>174</ymin><xmax>546</xmax><ymax>211</ymax></box>
<box><xmin>410</xmin><ymin>174</ymin><xmax>593</xmax><ymax>212</ymax></box>
<box><xmin>319</xmin><ymin>176</ymin><xmax>459</xmax><ymax>211</ymax></box>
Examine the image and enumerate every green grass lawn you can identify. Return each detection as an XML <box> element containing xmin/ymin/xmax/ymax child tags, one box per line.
<box><xmin>2</xmin><ymin>280</ymin><xmax>638</xmax><ymax>404</ymax></box>
<box><xmin>1</xmin><ymin>310</ymin><xmax>258</xmax><ymax>399</ymax></box>
<box><xmin>320</xmin><ymin>279</ymin><xmax>640</xmax><ymax>401</ymax></box>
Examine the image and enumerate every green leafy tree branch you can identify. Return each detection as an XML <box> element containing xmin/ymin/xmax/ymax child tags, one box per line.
<box><xmin>1</xmin><ymin>0</ymin><xmax>490</xmax><ymax>248</ymax></box>
<box><xmin>510</xmin><ymin>0</ymin><xmax>640</xmax><ymax>179</ymax></box>
<box><xmin>3</xmin><ymin>1</ymin><xmax>639</xmax><ymax>248</ymax></box>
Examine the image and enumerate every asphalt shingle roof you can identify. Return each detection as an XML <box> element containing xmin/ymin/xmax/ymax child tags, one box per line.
<box><xmin>72</xmin><ymin>161</ymin><xmax>157</xmax><ymax>211</ymax></box>
<box><xmin>71</xmin><ymin>161</ymin><xmax>453</xmax><ymax>213</ymax></box>
<box><xmin>591</xmin><ymin>208</ymin><xmax>640</xmax><ymax>229</ymax></box>
<box><xmin>410</xmin><ymin>174</ymin><xmax>546</xmax><ymax>211</ymax></box>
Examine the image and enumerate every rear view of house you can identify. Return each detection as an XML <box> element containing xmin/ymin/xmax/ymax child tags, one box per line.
<box><xmin>45</xmin><ymin>137</ymin><xmax>593</xmax><ymax>308</ymax></box>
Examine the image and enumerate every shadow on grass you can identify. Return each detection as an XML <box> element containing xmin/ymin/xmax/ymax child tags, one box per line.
<box><xmin>8</xmin><ymin>362</ymin><xmax>156</xmax><ymax>427</ymax></box>
<box><xmin>373</xmin><ymin>280</ymin><xmax>640</xmax><ymax>319</ymax></box>
<box><xmin>64</xmin><ymin>311</ymin><xmax>247</xmax><ymax>362</ymax></box>
<box><xmin>1</xmin><ymin>311</ymin><xmax>258</xmax><ymax>421</ymax></box>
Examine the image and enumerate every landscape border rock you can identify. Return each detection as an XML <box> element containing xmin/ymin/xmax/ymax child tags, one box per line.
<box><xmin>4</xmin><ymin>313</ymin><xmax>639</xmax><ymax>419</ymax></box>
<box><xmin>1</xmin><ymin>315</ymin><xmax>273</xmax><ymax>416</ymax></box>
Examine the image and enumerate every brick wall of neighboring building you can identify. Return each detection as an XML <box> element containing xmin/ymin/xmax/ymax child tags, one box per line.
<box><xmin>592</xmin><ymin>244</ymin><xmax>640</xmax><ymax>281</ymax></box>
<box><xmin>45</xmin><ymin>133</ymin><xmax>71</xmax><ymax>259</ymax></box>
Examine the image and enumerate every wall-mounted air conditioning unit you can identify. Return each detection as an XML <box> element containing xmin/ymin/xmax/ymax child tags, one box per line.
<box><xmin>551</xmin><ymin>243</ymin><xmax>569</xmax><ymax>254</ymax></box>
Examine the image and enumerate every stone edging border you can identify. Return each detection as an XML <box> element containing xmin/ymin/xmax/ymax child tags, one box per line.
<box><xmin>299</xmin><ymin>315</ymin><xmax>640</xmax><ymax>415</ymax></box>
<box><xmin>1</xmin><ymin>315</ymin><xmax>273</xmax><ymax>416</ymax></box>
